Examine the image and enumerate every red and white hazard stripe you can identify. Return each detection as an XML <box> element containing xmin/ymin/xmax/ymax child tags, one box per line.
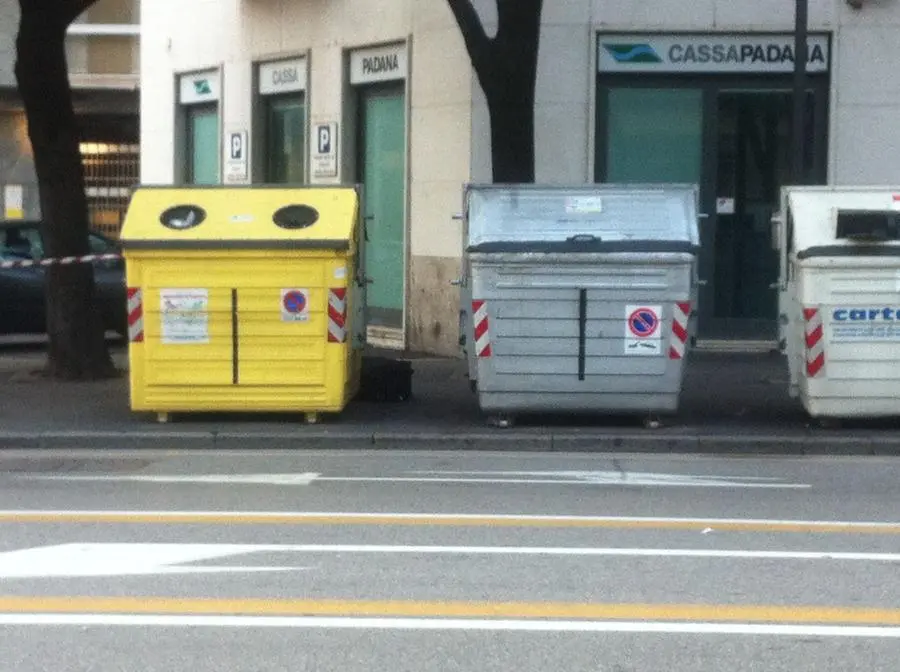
<box><xmin>327</xmin><ymin>288</ymin><xmax>347</xmax><ymax>343</ymax></box>
<box><xmin>669</xmin><ymin>301</ymin><xmax>691</xmax><ymax>360</ymax></box>
<box><xmin>127</xmin><ymin>287</ymin><xmax>144</xmax><ymax>343</ymax></box>
<box><xmin>0</xmin><ymin>253</ymin><xmax>121</xmax><ymax>270</ymax></box>
<box><xmin>472</xmin><ymin>300</ymin><xmax>492</xmax><ymax>358</ymax></box>
<box><xmin>803</xmin><ymin>306</ymin><xmax>825</xmax><ymax>378</ymax></box>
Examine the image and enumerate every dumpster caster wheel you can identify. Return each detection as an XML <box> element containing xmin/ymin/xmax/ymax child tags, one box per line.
<box><xmin>305</xmin><ymin>413</ymin><xmax>319</xmax><ymax>425</ymax></box>
<box><xmin>643</xmin><ymin>416</ymin><xmax>662</xmax><ymax>430</ymax></box>
<box><xmin>157</xmin><ymin>412</ymin><xmax>171</xmax><ymax>424</ymax></box>
<box><xmin>491</xmin><ymin>415</ymin><xmax>514</xmax><ymax>429</ymax></box>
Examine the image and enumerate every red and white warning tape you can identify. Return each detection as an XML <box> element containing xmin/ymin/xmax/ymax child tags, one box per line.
<box><xmin>127</xmin><ymin>287</ymin><xmax>144</xmax><ymax>343</ymax></box>
<box><xmin>0</xmin><ymin>253</ymin><xmax>122</xmax><ymax>270</ymax></box>
<box><xmin>803</xmin><ymin>306</ymin><xmax>825</xmax><ymax>378</ymax></box>
<box><xmin>327</xmin><ymin>287</ymin><xmax>347</xmax><ymax>343</ymax></box>
<box><xmin>669</xmin><ymin>301</ymin><xmax>691</xmax><ymax>360</ymax></box>
<box><xmin>472</xmin><ymin>299</ymin><xmax>492</xmax><ymax>358</ymax></box>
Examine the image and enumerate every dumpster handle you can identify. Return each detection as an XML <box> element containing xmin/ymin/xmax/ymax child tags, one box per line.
<box><xmin>577</xmin><ymin>288</ymin><xmax>587</xmax><ymax>381</ymax></box>
<box><xmin>231</xmin><ymin>289</ymin><xmax>239</xmax><ymax>385</ymax></box>
<box><xmin>568</xmin><ymin>234</ymin><xmax>599</xmax><ymax>244</ymax></box>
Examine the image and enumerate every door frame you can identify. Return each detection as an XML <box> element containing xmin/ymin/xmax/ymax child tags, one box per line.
<box><xmin>354</xmin><ymin>81</ymin><xmax>409</xmax><ymax>348</ymax></box>
<box><xmin>594</xmin><ymin>73</ymin><xmax>830</xmax><ymax>342</ymax></box>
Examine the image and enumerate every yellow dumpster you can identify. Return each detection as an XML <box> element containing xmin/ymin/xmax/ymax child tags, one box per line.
<box><xmin>119</xmin><ymin>185</ymin><xmax>366</xmax><ymax>424</ymax></box>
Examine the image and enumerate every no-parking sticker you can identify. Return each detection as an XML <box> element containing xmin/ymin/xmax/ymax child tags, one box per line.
<box><xmin>624</xmin><ymin>304</ymin><xmax>662</xmax><ymax>356</ymax></box>
<box><xmin>281</xmin><ymin>288</ymin><xmax>310</xmax><ymax>322</ymax></box>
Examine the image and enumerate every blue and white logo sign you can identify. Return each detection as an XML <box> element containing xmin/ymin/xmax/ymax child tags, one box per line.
<box><xmin>603</xmin><ymin>44</ymin><xmax>663</xmax><ymax>64</ymax></box>
<box><xmin>624</xmin><ymin>304</ymin><xmax>663</xmax><ymax>356</ymax></box>
<box><xmin>598</xmin><ymin>33</ymin><xmax>830</xmax><ymax>74</ymax></box>
<box><xmin>830</xmin><ymin>306</ymin><xmax>900</xmax><ymax>342</ymax></box>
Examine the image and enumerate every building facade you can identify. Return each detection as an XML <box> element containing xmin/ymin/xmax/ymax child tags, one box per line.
<box><xmin>140</xmin><ymin>0</ymin><xmax>900</xmax><ymax>355</ymax></box>
<box><xmin>0</xmin><ymin>0</ymin><xmax>141</xmax><ymax>238</ymax></box>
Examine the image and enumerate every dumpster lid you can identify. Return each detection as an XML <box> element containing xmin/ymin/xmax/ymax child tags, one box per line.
<box><xmin>119</xmin><ymin>186</ymin><xmax>359</xmax><ymax>250</ymax></box>
<box><xmin>464</xmin><ymin>184</ymin><xmax>699</xmax><ymax>252</ymax></box>
<box><xmin>787</xmin><ymin>186</ymin><xmax>900</xmax><ymax>257</ymax></box>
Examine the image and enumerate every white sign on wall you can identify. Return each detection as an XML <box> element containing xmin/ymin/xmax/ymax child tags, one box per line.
<box><xmin>598</xmin><ymin>33</ymin><xmax>831</xmax><ymax>74</ymax></box>
<box><xmin>224</xmin><ymin>130</ymin><xmax>249</xmax><ymax>183</ymax></box>
<box><xmin>179</xmin><ymin>69</ymin><xmax>220</xmax><ymax>104</ymax></box>
<box><xmin>350</xmin><ymin>44</ymin><xmax>408</xmax><ymax>85</ymax></box>
<box><xmin>3</xmin><ymin>185</ymin><xmax>23</xmax><ymax>219</ymax></box>
<box><xmin>312</xmin><ymin>122</ymin><xmax>339</xmax><ymax>178</ymax></box>
<box><xmin>259</xmin><ymin>57</ymin><xmax>307</xmax><ymax>95</ymax></box>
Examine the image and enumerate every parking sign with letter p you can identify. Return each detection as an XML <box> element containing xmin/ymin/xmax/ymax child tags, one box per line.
<box><xmin>223</xmin><ymin>130</ymin><xmax>249</xmax><ymax>182</ymax></box>
<box><xmin>230</xmin><ymin>133</ymin><xmax>244</xmax><ymax>160</ymax></box>
<box><xmin>312</xmin><ymin>122</ymin><xmax>339</xmax><ymax>178</ymax></box>
<box><xmin>318</xmin><ymin>126</ymin><xmax>332</xmax><ymax>154</ymax></box>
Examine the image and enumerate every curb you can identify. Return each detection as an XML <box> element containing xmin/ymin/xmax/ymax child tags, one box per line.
<box><xmin>1</xmin><ymin>430</ymin><xmax>899</xmax><ymax>455</ymax></box>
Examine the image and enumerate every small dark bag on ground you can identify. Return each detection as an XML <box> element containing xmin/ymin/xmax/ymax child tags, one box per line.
<box><xmin>356</xmin><ymin>356</ymin><xmax>413</xmax><ymax>403</ymax></box>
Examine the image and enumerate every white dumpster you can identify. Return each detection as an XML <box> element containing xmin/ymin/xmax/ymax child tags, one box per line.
<box><xmin>773</xmin><ymin>185</ymin><xmax>900</xmax><ymax>419</ymax></box>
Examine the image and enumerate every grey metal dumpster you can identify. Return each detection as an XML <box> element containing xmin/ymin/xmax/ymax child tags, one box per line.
<box><xmin>458</xmin><ymin>184</ymin><xmax>700</xmax><ymax>427</ymax></box>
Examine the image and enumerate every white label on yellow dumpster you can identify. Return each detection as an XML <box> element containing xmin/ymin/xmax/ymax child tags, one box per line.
<box><xmin>281</xmin><ymin>288</ymin><xmax>310</xmax><ymax>322</ymax></box>
<box><xmin>160</xmin><ymin>289</ymin><xmax>210</xmax><ymax>344</ymax></box>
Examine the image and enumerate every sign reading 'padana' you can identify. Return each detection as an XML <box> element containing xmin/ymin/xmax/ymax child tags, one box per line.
<box><xmin>598</xmin><ymin>33</ymin><xmax>830</xmax><ymax>74</ymax></box>
<box><xmin>350</xmin><ymin>43</ymin><xmax>408</xmax><ymax>85</ymax></box>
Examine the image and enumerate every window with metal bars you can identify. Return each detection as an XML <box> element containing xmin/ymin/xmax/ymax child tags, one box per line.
<box><xmin>79</xmin><ymin>141</ymin><xmax>140</xmax><ymax>239</ymax></box>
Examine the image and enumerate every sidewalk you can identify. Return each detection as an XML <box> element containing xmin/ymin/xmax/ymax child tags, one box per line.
<box><xmin>1</xmin><ymin>341</ymin><xmax>899</xmax><ymax>454</ymax></box>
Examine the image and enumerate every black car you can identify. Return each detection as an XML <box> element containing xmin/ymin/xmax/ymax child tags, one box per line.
<box><xmin>0</xmin><ymin>220</ymin><xmax>127</xmax><ymax>337</ymax></box>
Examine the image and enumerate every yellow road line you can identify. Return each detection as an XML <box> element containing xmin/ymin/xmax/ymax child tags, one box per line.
<box><xmin>0</xmin><ymin>511</ymin><xmax>899</xmax><ymax>534</ymax></box>
<box><xmin>0</xmin><ymin>597</ymin><xmax>898</xmax><ymax>625</ymax></box>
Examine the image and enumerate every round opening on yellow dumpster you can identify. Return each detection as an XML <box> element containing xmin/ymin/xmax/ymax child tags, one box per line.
<box><xmin>160</xmin><ymin>204</ymin><xmax>207</xmax><ymax>230</ymax></box>
<box><xmin>273</xmin><ymin>204</ymin><xmax>319</xmax><ymax>230</ymax></box>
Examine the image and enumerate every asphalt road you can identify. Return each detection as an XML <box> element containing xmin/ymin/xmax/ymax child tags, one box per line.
<box><xmin>0</xmin><ymin>448</ymin><xmax>898</xmax><ymax>671</ymax></box>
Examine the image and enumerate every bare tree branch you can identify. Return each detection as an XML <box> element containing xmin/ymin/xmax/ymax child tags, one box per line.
<box><xmin>447</xmin><ymin>0</ymin><xmax>543</xmax><ymax>183</ymax></box>
<box><xmin>15</xmin><ymin>0</ymin><xmax>99</xmax><ymax>32</ymax></box>
<box><xmin>63</xmin><ymin>0</ymin><xmax>100</xmax><ymax>26</ymax></box>
<box><xmin>495</xmin><ymin>0</ymin><xmax>542</xmax><ymax>49</ymax></box>
<box><xmin>494</xmin><ymin>0</ymin><xmax>543</xmax><ymax>85</ymax></box>
<box><xmin>445</xmin><ymin>0</ymin><xmax>493</xmax><ymax>72</ymax></box>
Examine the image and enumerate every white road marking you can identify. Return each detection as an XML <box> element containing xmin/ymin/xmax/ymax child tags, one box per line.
<box><xmin>2</xmin><ymin>447</ymin><xmax>896</xmax><ymax>464</ymax></box>
<box><xmin>410</xmin><ymin>469</ymin><xmax>791</xmax><ymax>483</ymax></box>
<box><xmin>0</xmin><ymin>543</ymin><xmax>307</xmax><ymax>578</ymax></box>
<box><xmin>9</xmin><ymin>470</ymin><xmax>809</xmax><ymax>489</ymax></box>
<box><xmin>1</xmin><ymin>510</ymin><xmax>899</xmax><ymax>529</ymax></box>
<box><xmin>8</xmin><ymin>473</ymin><xmax>321</xmax><ymax>486</ymax></box>
<box><xmin>316</xmin><ymin>470</ymin><xmax>809</xmax><ymax>488</ymax></box>
<box><xmin>1</xmin><ymin>542</ymin><xmax>899</xmax><ymax>578</ymax></box>
<box><xmin>0</xmin><ymin>614</ymin><xmax>898</xmax><ymax>637</ymax></box>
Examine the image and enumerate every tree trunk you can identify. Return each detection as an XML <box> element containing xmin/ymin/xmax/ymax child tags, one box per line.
<box><xmin>447</xmin><ymin>0</ymin><xmax>543</xmax><ymax>184</ymax></box>
<box><xmin>14</xmin><ymin>1</ymin><xmax>114</xmax><ymax>380</ymax></box>
<box><xmin>482</xmin><ymin>69</ymin><xmax>537</xmax><ymax>183</ymax></box>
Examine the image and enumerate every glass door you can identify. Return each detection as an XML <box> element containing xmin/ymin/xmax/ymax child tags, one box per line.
<box><xmin>605</xmin><ymin>88</ymin><xmax>703</xmax><ymax>184</ymax></box>
<box><xmin>265</xmin><ymin>96</ymin><xmax>306</xmax><ymax>184</ymax></box>
<box><xmin>598</xmin><ymin>77</ymin><xmax>829</xmax><ymax>344</ymax></box>
<box><xmin>187</xmin><ymin>106</ymin><xmax>219</xmax><ymax>185</ymax></box>
<box><xmin>707</xmin><ymin>90</ymin><xmax>816</xmax><ymax>341</ymax></box>
<box><xmin>603</xmin><ymin>87</ymin><xmax>704</xmax><ymax>341</ymax></box>
<box><xmin>358</xmin><ymin>86</ymin><xmax>406</xmax><ymax>330</ymax></box>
